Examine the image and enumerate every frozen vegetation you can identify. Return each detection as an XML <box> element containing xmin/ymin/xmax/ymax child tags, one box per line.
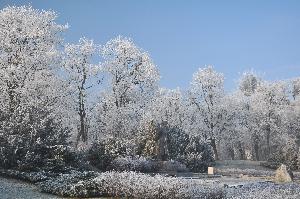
<box><xmin>38</xmin><ymin>171</ymin><xmax>223</xmax><ymax>198</ymax></box>
<box><xmin>2</xmin><ymin>170</ymin><xmax>300</xmax><ymax>199</ymax></box>
<box><xmin>0</xmin><ymin>5</ymin><xmax>300</xmax><ymax>199</ymax></box>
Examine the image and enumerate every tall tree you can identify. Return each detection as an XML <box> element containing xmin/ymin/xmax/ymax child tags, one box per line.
<box><xmin>0</xmin><ymin>5</ymin><xmax>68</xmax><ymax>115</ymax></box>
<box><xmin>189</xmin><ymin>66</ymin><xmax>225</xmax><ymax>160</ymax></box>
<box><xmin>95</xmin><ymin>36</ymin><xmax>159</xmax><ymax>140</ymax></box>
<box><xmin>0</xmin><ymin>5</ymin><xmax>71</xmax><ymax>168</ymax></box>
<box><xmin>141</xmin><ymin>88</ymin><xmax>189</xmax><ymax>160</ymax></box>
<box><xmin>238</xmin><ymin>71</ymin><xmax>261</xmax><ymax>160</ymax></box>
<box><xmin>251</xmin><ymin>81</ymin><xmax>289</xmax><ymax>159</ymax></box>
<box><xmin>63</xmin><ymin>38</ymin><xmax>99</xmax><ymax>146</ymax></box>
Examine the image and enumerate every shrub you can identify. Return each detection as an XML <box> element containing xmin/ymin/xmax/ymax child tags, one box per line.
<box><xmin>139</xmin><ymin>121</ymin><xmax>189</xmax><ymax>162</ymax></box>
<box><xmin>38</xmin><ymin>170</ymin><xmax>99</xmax><ymax>197</ymax></box>
<box><xmin>109</xmin><ymin>156</ymin><xmax>158</xmax><ymax>172</ymax></box>
<box><xmin>267</xmin><ymin>142</ymin><xmax>298</xmax><ymax>171</ymax></box>
<box><xmin>0</xmin><ymin>115</ymin><xmax>71</xmax><ymax>171</ymax></box>
<box><xmin>87</xmin><ymin>142</ymin><xmax>114</xmax><ymax>171</ymax></box>
<box><xmin>138</xmin><ymin>121</ymin><xmax>214</xmax><ymax>173</ymax></box>
<box><xmin>38</xmin><ymin>171</ymin><xmax>224</xmax><ymax>198</ymax></box>
<box><xmin>166</xmin><ymin>127</ymin><xmax>190</xmax><ymax>160</ymax></box>
<box><xmin>109</xmin><ymin>157</ymin><xmax>188</xmax><ymax>173</ymax></box>
<box><xmin>158</xmin><ymin>160</ymin><xmax>188</xmax><ymax>172</ymax></box>
<box><xmin>178</xmin><ymin>139</ymin><xmax>214</xmax><ymax>173</ymax></box>
<box><xmin>87</xmin><ymin>138</ymin><xmax>130</xmax><ymax>171</ymax></box>
<box><xmin>0</xmin><ymin>169</ymin><xmax>50</xmax><ymax>183</ymax></box>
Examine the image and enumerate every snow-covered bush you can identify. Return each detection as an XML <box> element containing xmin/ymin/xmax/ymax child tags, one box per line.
<box><xmin>110</xmin><ymin>157</ymin><xmax>188</xmax><ymax>173</ymax></box>
<box><xmin>88</xmin><ymin>139</ymin><xmax>129</xmax><ymax>171</ymax></box>
<box><xmin>109</xmin><ymin>156</ymin><xmax>158</xmax><ymax>172</ymax></box>
<box><xmin>92</xmin><ymin>171</ymin><xmax>223</xmax><ymax>198</ymax></box>
<box><xmin>0</xmin><ymin>116</ymin><xmax>71</xmax><ymax>171</ymax></box>
<box><xmin>178</xmin><ymin>139</ymin><xmax>214</xmax><ymax>173</ymax></box>
<box><xmin>138</xmin><ymin>120</ymin><xmax>214</xmax><ymax>172</ymax></box>
<box><xmin>38</xmin><ymin>170</ymin><xmax>99</xmax><ymax>197</ymax></box>
<box><xmin>158</xmin><ymin>160</ymin><xmax>188</xmax><ymax>172</ymax></box>
<box><xmin>87</xmin><ymin>142</ymin><xmax>113</xmax><ymax>171</ymax></box>
<box><xmin>266</xmin><ymin>141</ymin><xmax>299</xmax><ymax>170</ymax></box>
<box><xmin>139</xmin><ymin>121</ymin><xmax>190</xmax><ymax>161</ymax></box>
<box><xmin>38</xmin><ymin>171</ymin><xmax>224</xmax><ymax>198</ymax></box>
<box><xmin>0</xmin><ymin>169</ymin><xmax>50</xmax><ymax>183</ymax></box>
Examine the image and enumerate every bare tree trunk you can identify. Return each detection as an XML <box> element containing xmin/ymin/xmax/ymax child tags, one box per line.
<box><xmin>211</xmin><ymin>138</ymin><xmax>219</xmax><ymax>160</ymax></box>
<box><xmin>237</xmin><ymin>141</ymin><xmax>245</xmax><ymax>160</ymax></box>
<box><xmin>266</xmin><ymin>124</ymin><xmax>271</xmax><ymax>160</ymax></box>
<box><xmin>76</xmin><ymin>68</ymin><xmax>88</xmax><ymax>147</ymax></box>
<box><xmin>76</xmin><ymin>89</ymin><xmax>87</xmax><ymax>147</ymax></box>
<box><xmin>157</xmin><ymin>122</ymin><xmax>168</xmax><ymax>161</ymax></box>
<box><xmin>229</xmin><ymin>146</ymin><xmax>235</xmax><ymax>160</ymax></box>
<box><xmin>253</xmin><ymin>134</ymin><xmax>260</xmax><ymax>161</ymax></box>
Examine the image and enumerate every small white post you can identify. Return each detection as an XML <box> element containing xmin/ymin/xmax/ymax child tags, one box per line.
<box><xmin>208</xmin><ymin>167</ymin><xmax>214</xmax><ymax>175</ymax></box>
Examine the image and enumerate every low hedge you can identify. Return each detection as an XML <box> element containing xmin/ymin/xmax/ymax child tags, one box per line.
<box><xmin>38</xmin><ymin>171</ymin><xmax>224</xmax><ymax>198</ymax></box>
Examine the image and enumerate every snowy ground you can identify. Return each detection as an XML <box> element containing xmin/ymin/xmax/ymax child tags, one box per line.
<box><xmin>1</xmin><ymin>175</ymin><xmax>300</xmax><ymax>199</ymax></box>
<box><xmin>0</xmin><ymin>177</ymin><xmax>110</xmax><ymax>199</ymax></box>
<box><xmin>0</xmin><ymin>177</ymin><xmax>62</xmax><ymax>199</ymax></box>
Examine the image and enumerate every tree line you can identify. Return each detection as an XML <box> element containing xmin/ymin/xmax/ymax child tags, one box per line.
<box><xmin>0</xmin><ymin>5</ymin><xmax>300</xmax><ymax>171</ymax></box>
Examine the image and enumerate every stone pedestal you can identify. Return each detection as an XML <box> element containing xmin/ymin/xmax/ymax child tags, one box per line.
<box><xmin>208</xmin><ymin>167</ymin><xmax>214</xmax><ymax>175</ymax></box>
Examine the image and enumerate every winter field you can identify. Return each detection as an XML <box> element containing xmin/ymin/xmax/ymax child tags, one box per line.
<box><xmin>1</xmin><ymin>3</ymin><xmax>300</xmax><ymax>199</ymax></box>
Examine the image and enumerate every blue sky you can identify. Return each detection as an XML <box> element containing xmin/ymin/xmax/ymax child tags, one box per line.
<box><xmin>1</xmin><ymin>0</ymin><xmax>300</xmax><ymax>91</ymax></box>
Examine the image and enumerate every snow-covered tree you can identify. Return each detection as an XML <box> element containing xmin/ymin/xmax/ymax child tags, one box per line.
<box><xmin>292</xmin><ymin>78</ymin><xmax>300</xmax><ymax>100</ymax></box>
<box><xmin>239</xmin><ymin>71</ymin><xmax>261</xmax><ymax>96</ymax></box>
<box><xmin>63</xmin><ymin>37</ymin><xmax>100</xmax><ymax>146</ymax></box>
<box><xmin>140</xmin><ymin>88</ymin><xmax>189</xmax><ymax>160</ymax></box>
<box><xmin>142</xmin><ymin>88</ymin><xmax>185</xmax><ymax>128</ymax></box>
<box><xmin>0</xmin><ymin>5</ymin><xmax>67</xmax><ymax>109</ymax></box>
<box><xmin>280</xmin><ymin>82</ymin><xmax>300</xmax><ymax>167</ymax></box>
<box><xmin>0</xmin><ymin>5</ymin><xmax>74</xmax><ymax>169</ymax></box>
<box><xmin>189</xmin><ymin>66</ymin><xmax>225</xmax><ymax>160</ymax></box>
<box><xmin>216</xmin><ymin>92</ymin><xmax>246</xmax><ymax>160</ymax></box>
<box><xmin>236</xmin><ymin>71</ymin><xmax>262</xmax><ymax>160</ymax></box>
<box><xmin>101</xmin><ymin>36</ymin><xmax>159</xmax><ymax>108</ymax></box>
<box><xmin>250</xmin><ymin>81</ymin><xmax>289</xmax><ymax>160</ymax></box>
<box><xmin>235</xmin><ymin>73</ymin><xmax>300</xmax><ymax>162</ymax></box>
<box><xmin>95</xmin><ymin>36</ymin><xmax>160</xmax><ymax>141</ymax></box>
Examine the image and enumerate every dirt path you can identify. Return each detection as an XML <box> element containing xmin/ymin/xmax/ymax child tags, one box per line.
<box><xmin>0</xmin><ymin>177</ymin><xmax>61</xmax><ymax>199</ymax></box>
